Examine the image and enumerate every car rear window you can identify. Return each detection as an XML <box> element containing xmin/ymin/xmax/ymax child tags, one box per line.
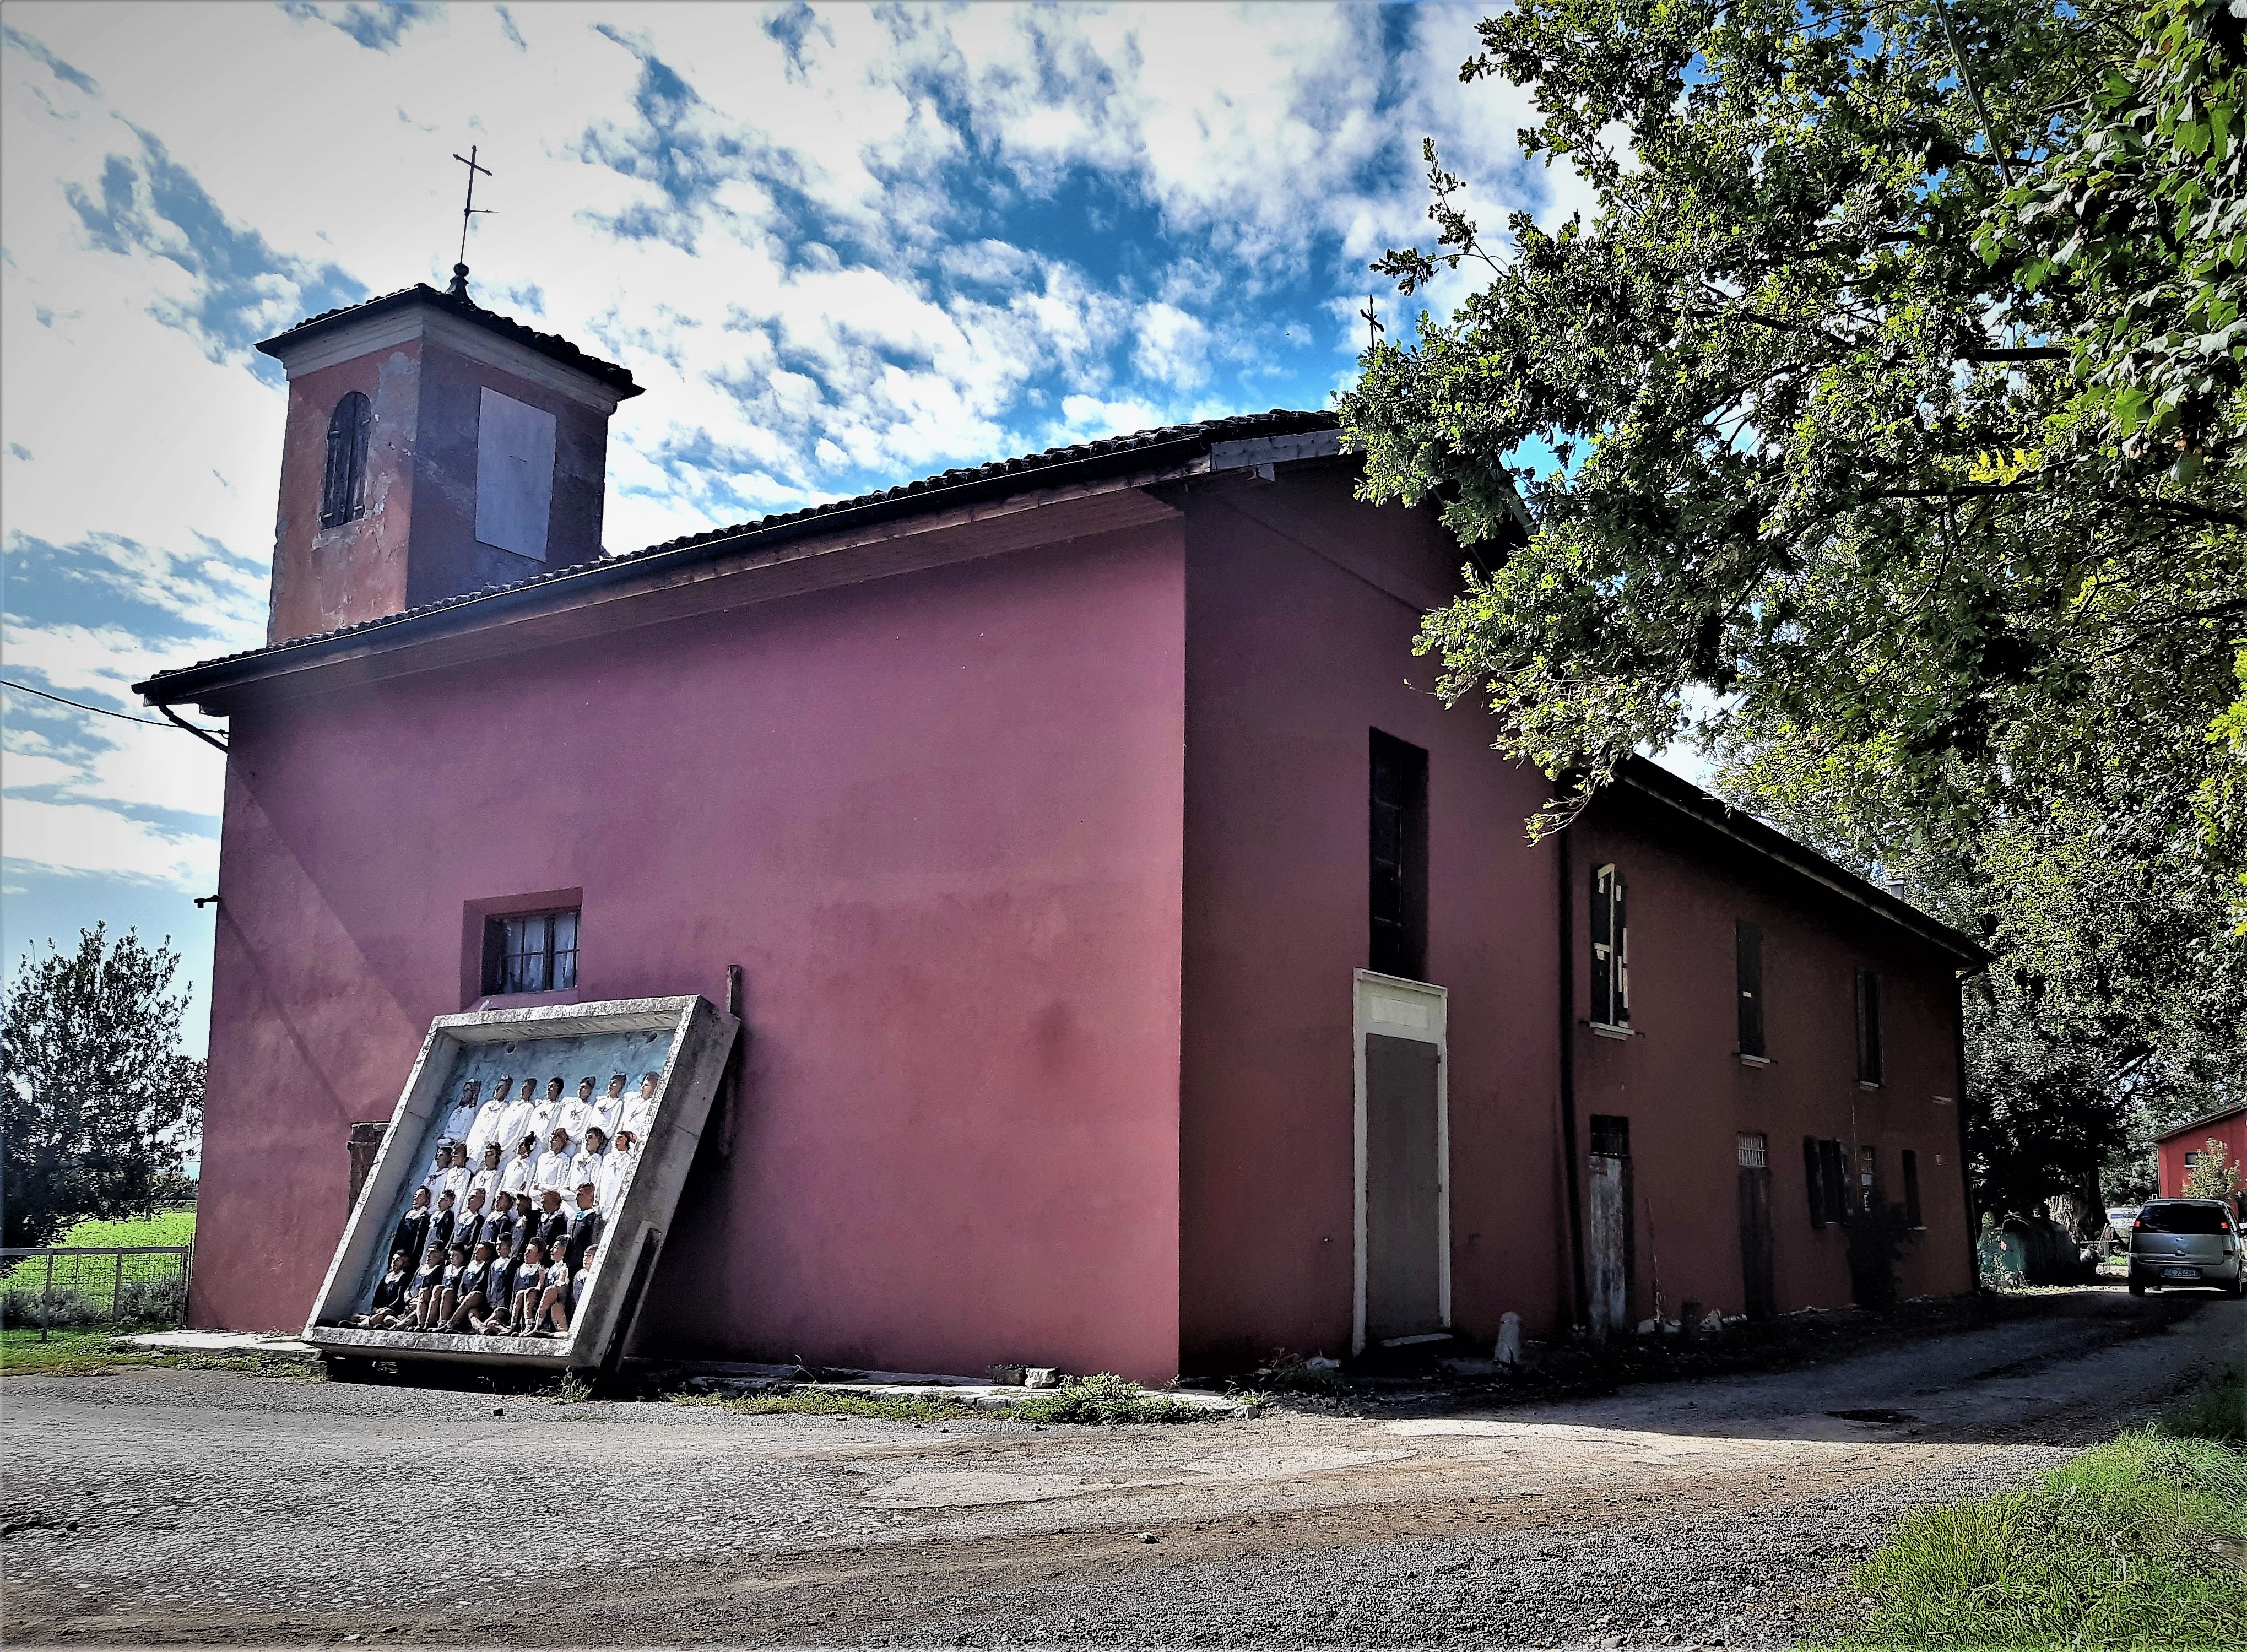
<box><xmin>2137</xmin><ymin>1203</ymin><xmax>2230</xmax><ymax>1234</ymax></box>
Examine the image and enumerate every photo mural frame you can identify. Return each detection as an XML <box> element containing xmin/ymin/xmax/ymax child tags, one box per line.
<box><xmin>304</xmin><ymin>994</ymin><xmax>738</xmax><ymax>1371</ymax></box>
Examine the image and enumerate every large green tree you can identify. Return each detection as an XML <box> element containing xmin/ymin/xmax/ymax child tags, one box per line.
<box><xmin>1</xmin><ymin>925</ymin><xmax>205</xmax><ymax>1249</ymax></box>
<box><xmin>1340</xmin><ymin>0</ymin><xmax>2247</xmax><ymax>1212</ymax></box>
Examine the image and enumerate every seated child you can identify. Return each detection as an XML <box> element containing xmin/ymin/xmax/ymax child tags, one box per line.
<box><xmin>571</xmin><ymin>1238</ymin><xmax>599</xmax><ymax>1319</ymax></box>
<box><xmin>535</xmin><ymin>1241</ymin><xmax>576</xmax><ymax>1335</ymax></box>
<box><xmin>349</xmin><ymin>1249</ymin><xmax>414</xmax><ymax>1328</ymax></box>
<box><xmin>444</xmin><ymin>1242</ymin><xmax>495</xmax><ymax>1333</ymax></box>
<box><xmin>404</xmin><ymin>1241</ymin><xmax>446</xmax><ymax>1330</ymax></box>
<box><xmin>473</xmin><ymin>1247</ymin><xmax>517</xmax><ymax>1335</ymax></box>
<box><xmin>507</xmin><ymin>1241</ymin><xmax>549</xmax><ymax>1334</ymax></box>
<box><xmin>427</xmin><ymin>1244</ymin><xmax>468</xmax><ymax>1330</ymax></box>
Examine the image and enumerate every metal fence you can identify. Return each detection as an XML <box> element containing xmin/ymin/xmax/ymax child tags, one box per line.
<box><xmin>0</xmin><ymin>1246</ymin><xmax>193</xmax><ymax>1340</ymax></box>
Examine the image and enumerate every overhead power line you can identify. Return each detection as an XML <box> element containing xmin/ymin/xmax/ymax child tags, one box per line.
<box><xmin>1</xmin><ymin>678</ymin><xmax>227</xmax><ymax>739</ymax></box>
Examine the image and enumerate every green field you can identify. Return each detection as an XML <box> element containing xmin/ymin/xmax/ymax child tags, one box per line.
<box><xmin>51</xmin><ymin>1207</ymin><xmax>197</xmax><ymax>1250</ymax></box>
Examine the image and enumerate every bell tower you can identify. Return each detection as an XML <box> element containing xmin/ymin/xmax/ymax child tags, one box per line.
<box><xmin>255</xmin><ymin>283</ymin><xmax>642</xmax><ymax>645</ymax></box>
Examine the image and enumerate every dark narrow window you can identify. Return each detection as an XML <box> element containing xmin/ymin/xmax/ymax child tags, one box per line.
<box><xmin>480</xmin><ymin>907</ymin><xmax>580</xmax><ymax>995</ymax></box>
<box><xmin>1860</xmin><ymin>1145</ymin><xmax>1877</xmax><ymax>1211</ymax></box>
<box><xmin>1368</xmin><ymin>730</ymin><xmax>1428</xmax><ymax>980</ymax></box>
<box><xmin>1736</xmin><ymin>920</ymin><xmax>1764</xmax><ymax>1056</ymax></box>
<box><xmin>320</xmin><ymin>391</ymin><xmax>372</xmax><ymax>528</ymax></box>
<box><xmin>1804</xmin><ymin>1136</ymin><xmax>1827</xmax><ymax>1227</ymax></box>
<box><xmin>1902</xmin><ymin>1149</ymin><xmax>1923</xmax><ymax>1227</ymax></box>
<box><xmin>1820</xmin><ymin>1138</ymin><xmax>1851</xmax><ymax>1226</ymax></box>
<box><xmin>1590</xmin><ymin>1114</ymin><xmax>1631</xmax><ymax>1158</ymax></box>
<box><xmin>1854</xmin><ymin>968</ymin><xmax>1883</xmax><ymax>1084</ymax></box>
<box><xmin>1590</xmin><ymin>863</ymin><xmax>1629</xmax><ymax>1027</ymax></box>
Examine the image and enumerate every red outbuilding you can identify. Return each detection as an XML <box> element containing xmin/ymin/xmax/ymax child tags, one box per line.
<box><xmin>138</xmin><ymin>284</ymin><xmax>1987</xmax><ymax>1380</ymax></box>
<box><xmin>2152</xmin><ymin>1106</ymin><xmax>2247</xmax><ymax>1203</ymax></box>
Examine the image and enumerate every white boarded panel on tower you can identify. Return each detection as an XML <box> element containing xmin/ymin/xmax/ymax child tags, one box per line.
<box><xmin>474</xmin><ymin>387</ymin><xmax>556</xmax><ymax>559</ymax></box>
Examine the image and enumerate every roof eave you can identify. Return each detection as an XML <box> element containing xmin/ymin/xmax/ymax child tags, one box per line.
<box><xmin>134</xmin><ymin>428</ymin><xmax>1228</xmax><ymax>706</ymax></box>
<box><xmin>1614</xmin><ymin>756</ymin><xmax>1991</xmax><ymax>969</ymax></box>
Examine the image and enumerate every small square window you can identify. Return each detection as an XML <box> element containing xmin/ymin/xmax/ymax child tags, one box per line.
<box><xmin>481</xmin><ymin>908</ymin><xmax>579</xmax><ymax>996</ymax></box>
<box><xmin>1737</xmin><ymin>1131</ymin><xmax>1768</xmax><ymax>1169</ymax></box>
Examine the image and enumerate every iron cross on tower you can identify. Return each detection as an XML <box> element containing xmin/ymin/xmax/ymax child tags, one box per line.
<box><xmin>1361</xmin><ymin>295</ymin><xmax>1384</xmax><ymax>355</ymax></box>
<box><xmin>448</xmin><ymin>144</ymin><xmax>494</xmax><ymax>298</ymax></box>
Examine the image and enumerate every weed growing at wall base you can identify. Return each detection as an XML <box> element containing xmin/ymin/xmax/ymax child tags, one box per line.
<box><xmin>1838</xmin><ymin>1363</ymin><xmax>2247</xmax><ymax>1646</ymax></box>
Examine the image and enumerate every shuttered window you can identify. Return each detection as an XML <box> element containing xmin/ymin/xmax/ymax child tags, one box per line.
<box><xmin>320</xmin><ymin>391</ymin><xmax>372</xmax><ymax>528</ymax></box>
<box><xmin>1368</xmin><ymin>731</ymin><xmax>1428</xmax><ymax>980</ymax></box>
<box><xmin>1822</xmin><ymin>1139</ymin><xmax>1851</xmax><ymax>1225</ymax></box>
<box><xmin>1591</xmin><ymin>864</ymin><xmax>1629</xmax><ymax>1028</ymax></box>
<box><xmin>1855</xmin><ymin>968</ymin><xmax>1883</xmax><ymax>1084</ymax></box>
<box><xmin>1736</xmin><ymin>920</ymin><xmax>1764</xmax><ymax>1056</ymax></box>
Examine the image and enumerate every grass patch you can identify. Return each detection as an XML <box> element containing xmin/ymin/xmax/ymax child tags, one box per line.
<box><xmin>1839</xmin><ymin>1361</ymin><xmax>2247</xmax><ymax>1648</ymax></box>
<box><xmin>1011</xmin><ymin>1372</ymin><xmax>1225</xmax><ymax>1425</ymax></box>
<box><xmin>674</xmin><ymin>1387</ymin><xmax>994</xmax><ymax>1423</ymax></box>
<box><xmin>52</xmin><ymin>1207</ymin><xmax>196</xmax><ymax>1249</ymax></box>
<box><xmin>0</xmin><ymin>1326</ymin><xmax>314</xmax><ymax>1379</ymax></box>
<box><xmin>2161</xmin><ymin>1357</ymin><xmax>2246</xmax><ymax>1445</ymax></box>
<box><xmin>672</xmin><ymin>1372</ymin><xmax>1232</xmax><ymax>1426</ymax></box>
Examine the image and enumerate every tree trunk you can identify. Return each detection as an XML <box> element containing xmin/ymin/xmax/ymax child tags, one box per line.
<box><xmin>2048</xmin><ymin>1163</ymin><xmax>2105</xmax><ymax>1240</ymax></box>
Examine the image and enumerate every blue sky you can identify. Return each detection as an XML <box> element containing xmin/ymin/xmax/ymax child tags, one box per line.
<box><xmin>1</xmin><ymin>2</ymin><xmax>1585</xmax><ymax>1052</ymax></box>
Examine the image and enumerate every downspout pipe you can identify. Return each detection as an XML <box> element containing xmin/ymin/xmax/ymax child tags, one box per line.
<box><xmin>1558</xmin><ymin>825</ymin><xmax>1588</xmax><ymax>1331</ymax></box>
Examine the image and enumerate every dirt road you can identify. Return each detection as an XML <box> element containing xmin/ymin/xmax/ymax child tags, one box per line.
<box><xmin>3</xmin><ymin>1287</ymin><xmax>2236</xmax><ymax>1648</ymax></box>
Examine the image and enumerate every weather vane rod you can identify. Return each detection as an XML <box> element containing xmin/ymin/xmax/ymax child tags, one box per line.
<box><xmin>450</xmin><ymin>144</ymin><xmax>494</xmax><ymax>297</ymax></box>
<box><xmin>1361</xmin><ymin>294</ymin><xmax>1384</xmax><ymax>356</ymax></box>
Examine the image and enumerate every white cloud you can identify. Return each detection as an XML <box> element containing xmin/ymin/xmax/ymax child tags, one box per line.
<box><xmin>1</xmin><ymin>0</ymin><xmax>1566</xmax><ymax>910</ymax></box>
<box><xmin>0</xmin><ymin>797</ymin><xmax>218</xmax><ymax>889</ymax></box>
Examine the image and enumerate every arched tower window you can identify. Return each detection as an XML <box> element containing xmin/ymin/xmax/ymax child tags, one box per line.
<box><xmin>319</xmin><ymin>391</ymin><xmax>372</xmax><ymax>528</ymax></box>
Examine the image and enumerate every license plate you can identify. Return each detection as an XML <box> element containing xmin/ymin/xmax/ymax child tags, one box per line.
<box><xmin>2162</xmin><ymin>1266</ymin><xmax>2199</xmax><ymax>1278</ymax></box>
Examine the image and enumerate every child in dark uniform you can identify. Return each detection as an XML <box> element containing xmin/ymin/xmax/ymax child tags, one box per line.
<box><xmin>404</xmin><ymin>1241</ymin><xmax>446</xmax><ymax>1329</ymax></box>
<box><xmin>349</xmin><ymin>1249</ymin><xmax>414</xmax><ymax>1328</ymax></box>
<box><xmin>443</xmin><ymin>1242</ymin><xmax>495</xmax><ymax>1332</ymax></box>
<box><xmin>474</xmin><ymin>1246</ymin><xmax>517</xmax><ymax>1335</ymax></box>
<box><xmin>391</xmin><ymin>1189</ymin><xmax>432</xmax><ymax>1270</ymax></box>
<box><xmin>507</xmin><ymin>1241</ymin><xmax>550</xmax><ymax>1334</ymax></box>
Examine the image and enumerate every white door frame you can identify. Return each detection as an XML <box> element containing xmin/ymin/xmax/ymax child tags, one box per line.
<box><xmin>1352</xmin><ymin>969</ymin><xmax>1450</xmax><ymax>1356</ymax></box>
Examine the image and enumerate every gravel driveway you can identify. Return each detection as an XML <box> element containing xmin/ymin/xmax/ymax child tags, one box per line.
<box><xmin>3</xmin><ymin>1287</ymin><xmax>2235</xmax><ymax>1648</ymax></box>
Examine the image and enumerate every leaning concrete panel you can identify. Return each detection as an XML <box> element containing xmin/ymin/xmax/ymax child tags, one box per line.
<box><xmin>304</xmin><ymin>995</ymin><xmax>737</xmax><ymax>1370</ymax></box>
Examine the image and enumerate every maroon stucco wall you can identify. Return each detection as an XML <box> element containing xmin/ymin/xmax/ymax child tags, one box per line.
<box><xmin>194</xmin><ymin>522</ymin><xmax>1188</xmax><ymax>1382</ymax></box>
<box><xmin>1567</xmin><ymin>792</ymin><xmax>1976</xmax><ymax>1322</ymax></box>
<box><xmin>1176</xmin><ymin>471</ymin><xmax>1572</xmax><ymax>1370</ymax></box>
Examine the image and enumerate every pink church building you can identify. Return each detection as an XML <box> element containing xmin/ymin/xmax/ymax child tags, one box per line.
<box><xmin>139</xmin><ymin>284</ymin><xmax>1983</xmax><ymax>1381</ymax></box>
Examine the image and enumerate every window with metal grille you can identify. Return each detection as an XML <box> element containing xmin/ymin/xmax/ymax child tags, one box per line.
<box><xmin>1860</xmin><ymin>1145</ymin><xmax>1878</xmax><ymax>1208</ymax></box>
<box><xmin>1737</xmin><ymin>1131</ymin><xmax>1768</xmax><ymax>1168</ymax></box>
<box><xmin>1736</xmin><ymin>920</ymin><xmax>1764</xmax><ymax>1056</ymax></box>
<box><xmin>1854</xmin><ymin>968</ymin><xmax>1883</xmax><ymax>1085</ymax></box>
<box><xmin>1368</xmin><ymin>730</ymin><xmax>1427</xmax><ymax>980</ymax></box>
<box><xmin>480</xmin><ymin>908</ymin><xmax>579</xmax><ymax>996</ymax></box>
<box><xmin>320</xmin><ymin>391</ymin><xmax>372</xmax><ymax>528</ymax></box>
<box><xmin>1590</xmin><ymin>1114</ymin><xmax>1630</xmax><ymax>1158</ymax></box>
<box><xmin>1590</xmin><ymin>864</ymin><xmax>1629</xmax><ymax>1028</ymax></box>
<box><xmin>1902</xmin><ymin>1149</ymin><xmax>1923</xmax><ymax>1227</ymax></box>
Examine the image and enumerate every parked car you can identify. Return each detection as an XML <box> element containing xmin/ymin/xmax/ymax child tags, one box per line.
<box><xmin>2126</xmin><ymin>1199</ymin><xmax>2244</xmax><ymax>1296</ymax></box>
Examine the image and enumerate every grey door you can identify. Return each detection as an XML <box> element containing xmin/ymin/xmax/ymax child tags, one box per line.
<box><xmin>1588</xmin><ymin>1152</ymin><xmax>1631</xmax><ymax>1342</ymax></box>
<box><xmin>1365</xmin><ymin>1033</ymin><xmax>1442</xmax><ymax>1340</ymax></box>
